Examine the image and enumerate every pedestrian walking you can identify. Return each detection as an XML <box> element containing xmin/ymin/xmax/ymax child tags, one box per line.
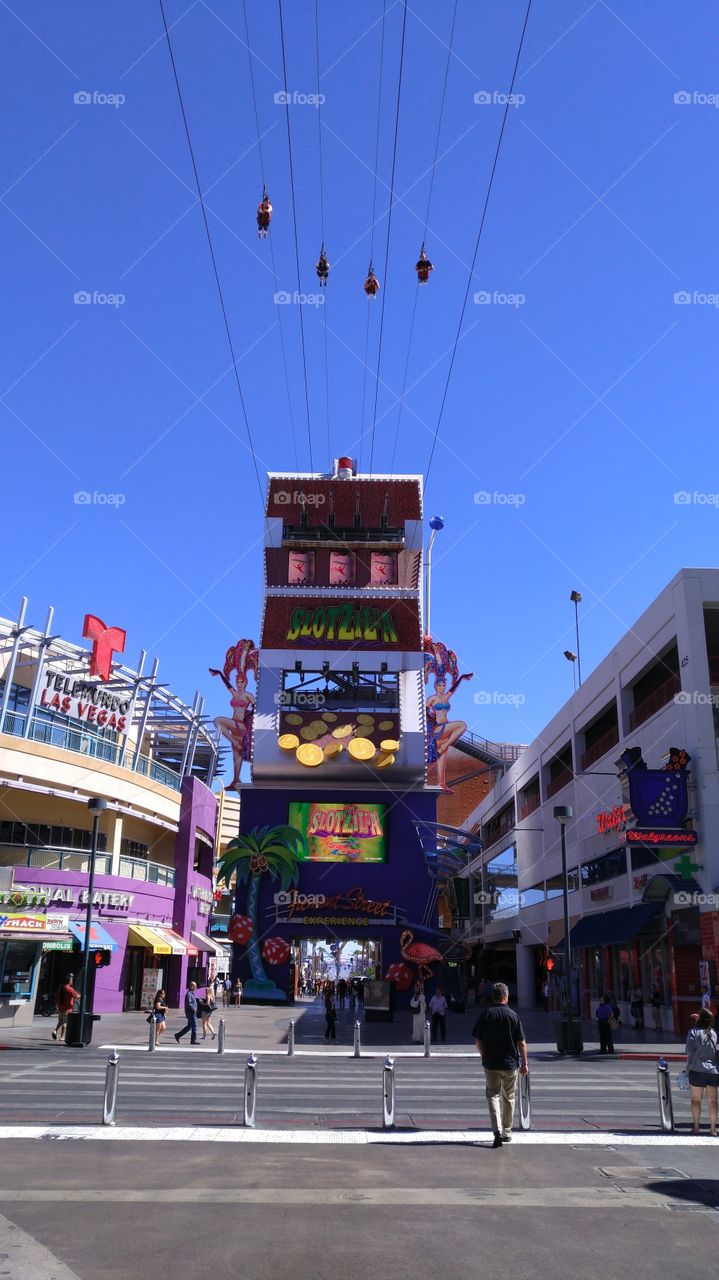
<box><xmin>324</xmin><ymin>990</ymin><xmax>337</xmax><ymax>1042</ymax></box>
<box><xmin>174</xmin><ymin>980</ymin><xmax>199</xmax><ymax>1045</ymax></box>
<box><xmin>233</xmin><ymin>977</ymin><xmax>243</xmax><ymax>1007</ymax></box>
<box><xmin>152</xmin><ymin>988</ymin><xmax>168</xmax><ymax>1045</ymax></box>
<box><xmin>429</xmin><ymin>986</ymin><xmax>448</xmax><ymax>1043</ymax></box>
<box><xmin>200</xmin><ymin>987</ymin><xmax>217</xmax><ymax>1040</ymax></box>
<box><xmin>630</xmin><ymin>985</ymin><xmax>645</xmax><ymax>1030</ymax></box>
<box><xmin>473</xmin><ymin>982</ymin><xmax>529</xmax><ymax>1148</ymax></box>
<box><xmin>541</xmin><ymin>979</ymin><xmax>550</xmax><ymax>1013</ymax></box>
<box><xmin>51</xmin><ymin>972</ymin><xmax>79</xmax><ymax>1042</ymax></box>
<box><xmin>410</xmin><ymin>984</ymin><xmax>427</xmax><ymax>1044</ymax></box>
<box><xmin>596</xmin><ymin>994</ymin><xmax>616</xmax><ymax>1054</ymax></box>
<box><xmin>701</xmin><ymin>985</ymin><xmax>712</xmax><ymax>1012</ymax></box>
<box><xmin>337</xmin><ymin>978</ymin><xmax>347</xmax><ymax>1008</ymax></box>
<box><xmin>222</xmin><ymin>976</ymin><xmax>232</xmax><ymax>1007</ymax></box>
<box><xmin>686</xmin><ymin>1008</ymin><xmax>718</xmax><ymax>1135</ymax></box>
<box><xmin>650</xmin><ymin>984</ymin><xmax>663</xmax><ymax>1031</ymax></box>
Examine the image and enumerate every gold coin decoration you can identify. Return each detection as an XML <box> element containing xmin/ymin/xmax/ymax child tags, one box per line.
<box><xmin>331</xmin><ymin>724</ymin><xmax>353</xmax><ymax>739</ymax></box>
<box><xmin>356</xmin><ymin>713</ymin><xmax>374</xmax><ymax>724</ymax></box>
<box><xmin>348</xmin><ymin>737</ymin><xmax>376</xmax><ymax>761</ymax></box>
<box><xmin>299</xmin><ymin>726</ymin><xmax>317</xmax><ymax>740</ymax></box>
<box><xmin>296</xmin><ymin>743</ymin><xmax>323</xmax><ymax>767</ymax></box>
<box><xmin>376</xmin><ymin>751</ymin><xmax>395</xmax><ymax>768</ymax></box>
<box><xmin>278</xmin><ymin>733</ymin><xmax>300</xmax><ymax>751</ymax></box>
<box><xmin>323</xmin><ymin>741</ymin><xmax>343</xmax><ymax>759</ymax></box>
<box><xmin>378</xmin><ymin>720</ymin><xmax>395</xmax><ymax>730</ymax></box>
<box><xmin>321</xmin><ymin>712</ymin><xmax>338</xmax><ymax>723</ymax></box>
<box><xmin>353</xmin><ymin>726</ymin><xmax>374</xmax><ymax>738</ymax></box>
<box><xmin>380</xmin><ymin>738</ymin><xmax>400</xmax><ymax>752</ymax></box>
<box><xmin>310</xmin><ymin>720</ymin><xmax>327</xmax><ymax>733</ymax></box>
<box><xmin>285</xmin><ymin>713</ymin><xmax>303</xmax><ymax>725</ymax></box>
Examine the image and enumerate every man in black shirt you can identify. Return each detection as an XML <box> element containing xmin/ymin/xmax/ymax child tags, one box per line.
<box><xmin>473</xmin><ymin>982</ymin><xmax>528</xmax><ymax>1148</ymax></box>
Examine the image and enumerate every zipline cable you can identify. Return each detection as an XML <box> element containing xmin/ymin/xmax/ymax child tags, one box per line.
<box><xmin>358</xmin><ymin>0</ymin><xmax>387</xmax><ymax>472</ymax></box>
<box><xmin>278</xmin><ymin>0</ymin><xmax>314</xmax><ymax>473</ymax></box>
<box><xmin>242</xmin><ymin>0</ymin><xmax>299</xmax><ymax>471</ymax></box>
<box><xmin>425</xmin><ymin>0</ymin><xmax>534</xmax><ymax>485</ymax></box>
<box><xmin>390</xmin><ymin>0</ymin><xmax>458</xmax><ymax>473</ymax></box>
<box><xmin>369</xmin><ymin>0</ymin><xmax>409</xmax><ymax>475</ymax></box>
<box><xmin>315</xmin><ymin>0</ymin><xmax>331</xmax><ymax>468</ymax></box>
<box><xmin>158</xmin><ymin>0</ymin><xmax>264</xmax><ymax>506</ymax></box>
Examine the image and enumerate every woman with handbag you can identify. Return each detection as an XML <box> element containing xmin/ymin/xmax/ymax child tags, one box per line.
<box><xmin>685</xmin><ymin>1008</ymin><xmax>718</xmax><ymax>1135</ymax></box>
<box><xmin>151</xmin><ymin>988</ymin><xmax>168</xmax><ymax>1045</ymax></box>
<box><xmin>200</xmin><ymin>988</ymin><xmax>217</xmax><ymax>1040</ymax></box>
<box><xmin>596</xmin><ymin>994</ymin><xmax>615</xmax><ymax>1054</ymax></box>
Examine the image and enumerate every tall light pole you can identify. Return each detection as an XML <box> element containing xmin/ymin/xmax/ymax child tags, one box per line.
<box><xmin>570</xmin><ymin>591</ymin><xmax>582</xmax><ymax>686</ymax></box>
<box><xmin>424</xmin><ymin>515</ymin><xmax>444</xmax><ymax>637</ymax></box>
<box><xmin>553</xmin><ymin>805</ymin><xmax>581</xmax><ymax>1054</ymax></box>
<box><xmin>78</xmin><ymin>797</ymin><xmax>107</xmax><ymax>1045</ymax></box>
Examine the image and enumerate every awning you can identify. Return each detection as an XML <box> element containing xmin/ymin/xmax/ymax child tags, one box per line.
<box><xmin>68</xmin><ymin>920</ymin><xmax>117</xmax><ymax>952</ymax></box>
<box><xmin>154</xmin><ymin>927</ymin><xmax>198</xmax><ymax>957</ymax></box>
<box><xmin>128</xmin><ymin>925</ymin><xmax>172</xmax><ymax>954</ymax></box>
<box><xmin>643</xmin><ymin>874</ymin><xmax>702</xmax><ymax>904</ymax></box>
<box><xmin>569</xmin><ymin>902</ymin><xmax>661</xmax><ymax>949</ymax></box>
<box><xmin>191</xmin><ymin>930</ymin><xmax>226</xmax><ymax>956</ymax></box>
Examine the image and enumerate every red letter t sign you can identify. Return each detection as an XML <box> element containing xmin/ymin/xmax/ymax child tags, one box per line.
<box><xmin>82</xmin><ymin>614</ymin><xmax>126</xmax><ymax>680</ymax></box>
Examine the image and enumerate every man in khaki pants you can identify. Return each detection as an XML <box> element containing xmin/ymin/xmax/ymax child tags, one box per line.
<box><xmin>473</xmin><ymin>982</ymin><xmax>529</xmax><ymax>1148</ymax></box>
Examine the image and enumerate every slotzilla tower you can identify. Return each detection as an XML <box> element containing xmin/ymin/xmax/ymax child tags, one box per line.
<box><xmin>229</xmin><ymin>457</ymin><xmax>439</xmax><ymax>1005</ymax></box>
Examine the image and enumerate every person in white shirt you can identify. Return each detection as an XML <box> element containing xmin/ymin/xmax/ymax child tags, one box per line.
<box><xmin>429</xmin><ymin>987</ymin><xmax>448</xmax><ymax>1044</ymax></box>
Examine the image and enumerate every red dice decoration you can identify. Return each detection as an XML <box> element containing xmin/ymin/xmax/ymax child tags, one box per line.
<box><xmin>385</xmin><ymin>962</ymin><xmax>414</xmax><ymax>991</ymax></box>
<box><xmin>262</xmin><ymin>936</ymin><xmax>290</xmax><ymax>966</ymax></box>
<box><xmin>228</xmin><ymin>914</ymin><xmax>253</xmax><ymax>945</ymax></box>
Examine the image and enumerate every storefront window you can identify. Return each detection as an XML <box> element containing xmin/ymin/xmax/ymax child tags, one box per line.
<box><xmin>484</xmin><ymin>846</ymin><xmax>519</xmax><ymax>921</ymax></box>
<box><xmin>0</xmin><ymin>941</ymin><xmax>37</xmax><ymax>999</ymax></box>
<box><xmin>546</xmin><ymin>868</ymin><xmax>579</xmax><ymax>898</ymax></box>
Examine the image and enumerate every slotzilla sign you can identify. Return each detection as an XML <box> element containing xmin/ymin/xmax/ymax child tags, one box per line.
<box><xmin>261</xmin><ymin>596</ymin><xmax>421</xmax><ymax>651</ymax></box>
<box><xmin>36</xmin><ymin>670</ymin><xmax>131</xmax><ymax>734</ymax></box>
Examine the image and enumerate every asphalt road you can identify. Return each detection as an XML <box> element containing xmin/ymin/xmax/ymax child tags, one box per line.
<box><xmin>0</xmin><ymin>1045</ymin><xmax>695</xmax><ymax>1132</ymax></box>
<box><xmin>1</xmin><ymin>1140</ymin><xmax>718</xmax><ymax>1280</ymax></box>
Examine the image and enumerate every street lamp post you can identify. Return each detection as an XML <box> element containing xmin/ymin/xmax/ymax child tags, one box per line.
<box><xmin>553</xmin><ymin>805</ymin><xmax>581</xmax><ymax>1054</ymax></box>
<box><xmin>424</xmin><ymin>516</ymin><xmax>445</xmax><ymax>637</ymax></box>
<box><xmin>570</xmin><ymin>591</ymin><xmax>582</xmax><ymax>686</ymax></box>
<box><xmin>78</xmin><ymin>797</ymin><xmax>108</xmax><ymax>1045</ymax></box>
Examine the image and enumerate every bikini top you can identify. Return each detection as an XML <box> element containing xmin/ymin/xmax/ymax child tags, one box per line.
<box><xmin>434</xmin><ymin>701</ymin><xmax>451</xmax><ymax>711</ymax></box>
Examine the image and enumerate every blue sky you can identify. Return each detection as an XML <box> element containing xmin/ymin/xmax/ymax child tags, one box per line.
<box><xmin>1</xmin><ymin>0</ymin><xmax>718</xmax><ymax>775</ymax></box>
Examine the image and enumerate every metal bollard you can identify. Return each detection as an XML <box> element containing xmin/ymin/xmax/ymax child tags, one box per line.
<box><xmin>353</xmin><ymin>1021</ymin><xmax>361</xmax><ymax>1059</ymax></box>
<box><xmin>148</xmin><ymin>1018</ymin><xmax>157</xmax><ymax>1053</ymax></box>
<box><xmin>657</xmin><ymin>1057</ymin><xmax>674</xmax><ymax>1133</ymax></box>
<box><xmin>423</xmin><ymin>1020</ymin><xmax>431</xmax><ymax>1057</ymax></box>
<box><xmin>382</xmin><ymin>1054</ymin><xmax>396</xmax><ymax>1129</ymax></box>
<box><xmin>517</xmin><ymin>1069</ymin><xmax>531</xmax><ymax>1131</ymax></box>
<box><xmin>102</xmin><ymin>1049</ymin><xmax>120</xmax><ymax>1126</ymax></box>
<box><xmin>288</xmin><ymin>1020</ymin><xmax>295</xmax><ymax>1056</ymax></box>
<box><xmin>217</xmin><ymin>1018</ymin><xmax>226</xmax><ymax>1055</ymax></box>
<box><xmin>244</xmin><ymin>1053</ymin><xmax>258</xmax><ymax>1128</ymax></box>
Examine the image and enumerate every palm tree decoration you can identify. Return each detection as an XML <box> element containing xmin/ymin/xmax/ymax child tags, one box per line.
<box><xmin>218</xmin><ymin>824</ymin><xmax>306</xmax><ymax>1002</ymax></box>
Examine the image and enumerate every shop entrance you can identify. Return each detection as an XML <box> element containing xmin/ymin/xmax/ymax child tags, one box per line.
<box><xmin>294</xmin><ymin>937</ymin><xmax>383</xmax><ymax>997</ymax></box>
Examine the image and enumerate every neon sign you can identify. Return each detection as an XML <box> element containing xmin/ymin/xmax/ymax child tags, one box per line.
<box><xmin>285</xmin><ymin>604</ymin><xmax>398</xmax><ymax>645</ymax></box>
<box><xmin>596</xmin><ymin>805</ymin><xmax>627</xmax><ymax>835</ymax></box>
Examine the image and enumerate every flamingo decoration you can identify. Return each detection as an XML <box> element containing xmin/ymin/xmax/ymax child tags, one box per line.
<box><xmin>400</xmin><ymin>929</ymin><xmax>443</xmax><ymax>990</ymax></box>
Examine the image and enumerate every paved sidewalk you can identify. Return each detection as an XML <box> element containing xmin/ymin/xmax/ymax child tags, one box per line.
<box><xmin>1</xmin><ymin>998</ymin><xmax>685</xmax><ymax>1057</ymax></box>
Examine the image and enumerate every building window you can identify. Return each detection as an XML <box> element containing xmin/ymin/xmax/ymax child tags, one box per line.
<box><xmin>518</xmin><ymin>776</ymin><xmax>540</xmax><ymax>820</ymax></box>
<box><xmin>546</xmin><ymin>744</ymin><xmax>573</xmax><ymax>798</ymax></box>
<box><xmin>628</xmin><ymin>642</ymin><xmax>680</xmax><ymax>731</ymax></box>
<box><xmin>0</xmin><ymin>940</ymin><xmax>37</xmax><ymax>999</ymax></box>
<box><xmin>120</xmin><ymin>839</ymin><xmax>149</xmax><ymax>860</ymax></box>
<box><xmin>281</xmin><ymin>667</ymin><xmax>399</xmax><ymax>712</ymax></box>
<box><xmin>194</xmin><ymin>836</ymin><xmax>213</xmax><ymax>878</ymax></box>
<box><xmin>581</xmin><ymin>847</ymin><xmax>627</xmax><ymax>887</ymax></box>
<box><xmin>580</xmin><ymin>702</ymin><xmax>619</xmax><ymax>771</ymax></box>
<box><xmin>483</xmin><ymin>801</ymin><xmax>516</xmax><ymax>850</ymax></box>
<box><xmin>0</xmin><ymin>821</ymin><xmax>107</xmax><ymax>852</ymax></box>
<box><xmin>484</xmin><ymin>845</ymin><xmax>518</xmax><ymax>921</ymax></box>
<box><xmin>520</xmin><ymin>882</ymin><xmax>545</xmax><ymax>908</ymax></box>
<box><xmin>546</xmin><ymin>869</ymin><xmax>579</xmax><ymax>897</ymax></box>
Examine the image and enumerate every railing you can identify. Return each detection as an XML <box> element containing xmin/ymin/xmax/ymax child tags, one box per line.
<box><xmin>0</xmin><ymin>844</ymin><xmax>174</xmax><ymax>885</ymax></box>
<box><xmin>1</xmin><ymin>711</ymin><xmax>182</xmax><ymax>792</ymax></box>
<box><xmin>629</xmin><ymin>673</ymin><xmax>682</xmax><ymax>731</ymax></box>
<box><xmin>0</xmin><ymin>845</ymin><xmax>113</xmax><ymax>875</ymax></box>
<box><xmin>580</xmin><ymin>725</ymin><xmax>620</xmax><ymax>771</ymax></box>
<box><xmin>460</xmin><ymin>730</ymin><xmax>526</xmax><ymax>764</ymax></box>
<box><xmin>546</xmin><ymin>769</ymin><xmax>573</xmax><ymax>798</ymax></box>
<box><xmin>483</xmin><ymin>819</ymin><xmax>516</xmax><ymax>850</ymax></box>
<box><xmin>118</xmin><ymin>855</ymin><xmax>175</xmax><ymax>887</ymax></box>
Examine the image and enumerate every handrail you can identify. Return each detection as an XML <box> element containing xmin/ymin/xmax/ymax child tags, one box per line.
<box><xmin>2</xmin><ymin>711</ymin><xmax>182</xmax><ymax>791</ymax></box>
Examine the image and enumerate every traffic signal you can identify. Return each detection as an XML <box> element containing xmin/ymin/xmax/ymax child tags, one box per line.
<box><xmin>546</xmin><ymin>956</ymin><xmax>555</xmax><ymax>971</ymax></box>
<box><xmin>93</xmin><ymin>949</ymin><xmax>112</xmax><ymax>968</ymax></box>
